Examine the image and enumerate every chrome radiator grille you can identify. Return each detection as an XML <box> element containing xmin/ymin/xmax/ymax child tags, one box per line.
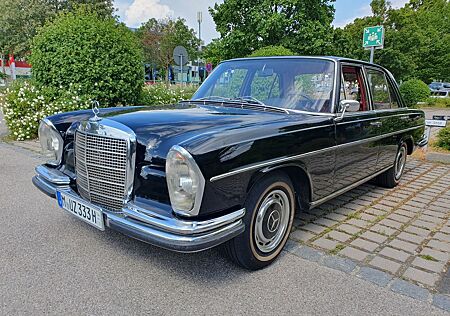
<box><xmin>75</xmin><ymin>131</ymin><xmax>129</xmax><ymax>211</ymax></box>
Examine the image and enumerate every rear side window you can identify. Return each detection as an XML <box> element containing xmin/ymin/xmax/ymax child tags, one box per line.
<box><xmin>366</xmin><ymin>68</ymin><xmax>400</xmax><ymax>109</ymax></box>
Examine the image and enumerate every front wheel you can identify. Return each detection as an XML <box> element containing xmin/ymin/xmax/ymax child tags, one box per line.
<box><xmin>223</xmin><ymin>172</ymin><xmax>295</xmax><ymax>270</ymax></box>
<box><xmin>376</xmin><ymin>143</ymin><xmax>408</xmax><ymax>188</ymax></box>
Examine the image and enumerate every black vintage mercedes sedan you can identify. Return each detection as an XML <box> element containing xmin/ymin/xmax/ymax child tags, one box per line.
<box><xmin>33</xmin><ymin>57</ymin><xmax>426</xmax><ymax>270</ymax></box>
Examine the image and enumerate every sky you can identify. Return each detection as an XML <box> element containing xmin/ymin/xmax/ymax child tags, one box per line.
<box><xmin>114</xmin><ymin>0</ymin><xmax>410</xmax><ymax>44</ymax></box>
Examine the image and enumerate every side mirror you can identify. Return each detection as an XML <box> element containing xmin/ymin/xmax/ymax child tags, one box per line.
<box><xmin>335</xmin><ymin>100</ymin><xmax>360</xmax><ymax>121</ymax></box>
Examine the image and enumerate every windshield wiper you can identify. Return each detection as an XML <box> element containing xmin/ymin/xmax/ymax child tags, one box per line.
<box><xmin>231</xmin><ymin>96</ymin><xmax>290</xmax><ymax>114</ymax></box>
<box><xmin>194</xmin><ymin>96</ymin><xmax>233</xmax><ymax>102</ymax></box>
<box><xmin>185</xmin><ymin>96</ymin><xmax>290</xmax><ymax>114</ymax></box>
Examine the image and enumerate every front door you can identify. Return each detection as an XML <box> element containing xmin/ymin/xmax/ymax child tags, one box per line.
<box><xmin>334</xmin><ymin>65</ymin><xmax>380</xmax><ymax>191</ymax></box>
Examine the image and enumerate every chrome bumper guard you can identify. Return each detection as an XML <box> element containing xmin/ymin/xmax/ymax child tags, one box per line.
<box><xmin>33</xmin><ymin>165</ymin><xmax>245</xmax><ymax>252</ymax></box>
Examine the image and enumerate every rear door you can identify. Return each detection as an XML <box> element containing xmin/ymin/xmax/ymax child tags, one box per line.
<box><xmin>365</xmin><ymin>67</ymin><xmax>421</xmax><ymax>169</ymax></box>
<box><xmin>334</xmin><ymin>64</ymin><xmax>380</xmax><ymax>192</ymax></box>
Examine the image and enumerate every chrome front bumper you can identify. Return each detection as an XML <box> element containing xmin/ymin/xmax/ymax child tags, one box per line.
<box><xmin>33</xmin><ymin>165</ymin><xmax>245</xmax><ymax>252</ymax></box>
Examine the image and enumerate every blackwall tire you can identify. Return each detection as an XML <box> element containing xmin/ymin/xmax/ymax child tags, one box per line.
<box><xmin>376</xmin><ymin>143</ymin><xmax>408</xmax><ymax>188</ymax></box>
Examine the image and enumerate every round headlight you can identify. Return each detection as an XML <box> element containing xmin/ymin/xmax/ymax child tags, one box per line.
<box><xmin>166</xmin><ymin>145</ymin><xmax>205</xmax><ymax>217</ymax></box>
<box><xmin>38</xmin><ymin>118</ymin><xmax>63</xmax><ymax>166</ymax></box>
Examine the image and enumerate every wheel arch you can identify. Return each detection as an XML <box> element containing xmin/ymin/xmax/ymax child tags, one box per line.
<box><xmin>401</xmin><ymin>135</ymin><xmax>414</xmax><ymax>155</ymax></box>
<box><xmin>246</xmin><ymin>163</ymin><xmax>312</xmax><ymax>212</ymax></box>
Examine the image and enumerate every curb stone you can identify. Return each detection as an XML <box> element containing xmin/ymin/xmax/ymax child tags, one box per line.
<box><xmin>432</xmin><ymin>294</ymin><xmax>450</xmax><ymax>312</ymax></box>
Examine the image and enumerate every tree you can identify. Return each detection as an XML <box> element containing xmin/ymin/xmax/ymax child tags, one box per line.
<box><xmin>332</xmin><ymin>0</ymin><xmax>449</xmax><ymax>83</ymax></box>
<box><xmin>0</xmin><ymin>0</ymin><xmax>114</xmax><ymax>59</ymax></box>
<box><xmin>209</xmin><ymin>0</ymin><xmax>335</xmax><ymax>59</ymax></box>
<box><xmin>29</xmin><ymin>8</ymin><xmax>143</xmax><ymax>105</ymax></box>
<box><xmin>137</xmin><ymin>18</ymin><xmax>200</xmax><ymax>83</ymax></box>
<box><xmin>248</xmin><ymin>45</ymin><xmax>295</xmax><ymax>57</ymax></box>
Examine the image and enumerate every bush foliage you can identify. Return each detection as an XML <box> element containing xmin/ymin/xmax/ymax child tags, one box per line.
<box><xmin>399</xmin><ymin>79</ymin><xmax>430</xmax><ymax>107</ymax></box>
<box><xmin>0</xmin><ymin>80</ymin><xmax>91</xmax><ymax>140</ymax></box>
<box><xmin>423</xmin><ymin>97</ymin><xmax>450</xmax><ymax>108</ymax></box>
<box><xmin>436</xmin><ymin>127</ymin><xmax>450</xmax><ymax>151</ymax></box>
<box><xmin>248</xmin><ymin>45</ymin><xmax>295</xmax><ymax>57</ymax></box>
<box><xmin>138</xmin><ymin>84</ymin><xmax>197</xmax><ymax>106</ymax></box>
<box><xmin>29</xmin><ymin>8</ymin><xmax>143</xmax><ymax>106</ymax></box>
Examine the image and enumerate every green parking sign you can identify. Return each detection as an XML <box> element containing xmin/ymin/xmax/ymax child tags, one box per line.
<box><xmin>363</xmin><ymin>26</ymin><xmax>384</xmax><ymax>48</ymax></box>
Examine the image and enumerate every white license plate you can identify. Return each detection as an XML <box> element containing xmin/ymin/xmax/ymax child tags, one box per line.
<box><xmin>56</xmin><ymin>191</ymin><xmax>105</xmax><ymax>231</ymax></box>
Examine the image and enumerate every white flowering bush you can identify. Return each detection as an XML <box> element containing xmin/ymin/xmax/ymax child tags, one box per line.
<box><xmin>139</xmin><ymin>84</ymin><xmax>197</xmax><ymax>106</ymax></box>
<box><xmin>0</xmin><ymin>81</ymin><xmax>91</xmax><ymax>140</ymax></box>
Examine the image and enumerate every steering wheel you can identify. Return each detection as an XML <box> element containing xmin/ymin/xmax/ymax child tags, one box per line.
<box><xmin>287</xmin><ymin>93</ymin><xmax>315</xmax><ymax>111</ymax></box>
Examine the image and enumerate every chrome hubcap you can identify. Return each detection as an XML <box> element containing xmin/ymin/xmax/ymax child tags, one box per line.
<box><xmin>254</xmin><ymin>189</ymin><xmax>290</xmax><ymax>253</ymax></box>
<box><xmin>395</xmin><ymin>146</ymin><xmax>407</xmax><ymax>180</ymax></box>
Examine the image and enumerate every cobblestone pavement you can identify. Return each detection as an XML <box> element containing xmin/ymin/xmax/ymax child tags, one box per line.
<box><xmin>290</xmin><ymin>158</ymin><xmax>450</xmax><ymax>294</ymax></box>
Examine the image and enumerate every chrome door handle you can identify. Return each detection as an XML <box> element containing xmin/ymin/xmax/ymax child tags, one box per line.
<box><xmin>370</xmin><ymin>121</ymin><xmax>382</xmax><ymax>127</ymax></box>
<box><xmin>400</xmin><ymin>116</ymin><xmax>409</xmax><ymax>120</ymax></box>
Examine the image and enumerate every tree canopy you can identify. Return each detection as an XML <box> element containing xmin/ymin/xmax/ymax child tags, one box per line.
<box><xmin>136</xmin><ymin>18</ymin><xmax>200</xmax><ymax>82</ymax></box>
<box><xmin>248</xmin><ymin>46</ymin><xmax>295</xmax><ymax>57</ymax></box>
<box><xmin>206</xmin><ymin>0</ymin><xmax>448</xmax><ymax>83</ymax></box>
<box><xmin>209</xmin><ymin>0</ymin><xmax>335</xmax><ymax>60</ymax></box>
<box><xmin>333</xmin><ymin>0</ymin><xmax>449</xmax><ymax>83</ymax></box>
<box><xmin>0</xmin><ymin>0</ymin><xmax>114</xmax><ymax>57</ymax></box>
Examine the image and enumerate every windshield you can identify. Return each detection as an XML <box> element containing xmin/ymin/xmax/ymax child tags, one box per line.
<box><xmin>192</xmin><ymin>58</ymin><xmax>335</xmax><ymax>113</ymax></box>
<box><xmin>430</xmin><ymin>82</ymin><xmax>443</xmax><ymax>89</ymax></box>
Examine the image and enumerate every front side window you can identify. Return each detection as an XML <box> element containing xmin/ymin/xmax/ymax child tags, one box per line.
<box><xmin>340</xmin><ymin>65</ymin><xmax>368</xmax><ymax>111</ymax></box>
<box><xmin>192</xmin><ymin>58</ymin><xmax>335</xmax><ymax>113</ymax></box>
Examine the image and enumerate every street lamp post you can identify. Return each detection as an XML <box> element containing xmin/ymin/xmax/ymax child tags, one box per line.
<box><xmin>197</xmin><ymin>11</ymin><xmax>202</xmax><ymax>83</ymax></box>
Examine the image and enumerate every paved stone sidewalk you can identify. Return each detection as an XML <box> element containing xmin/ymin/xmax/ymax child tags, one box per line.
<box><xmin>290</xmin><ymin>159</ymin><xmax>450</xmax><ymax>294</ymax></box>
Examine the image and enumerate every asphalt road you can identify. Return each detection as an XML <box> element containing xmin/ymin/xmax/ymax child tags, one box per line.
<box><xmin>0</xmin><ymin>143</ymin><xmax>447</xmax><ymax>315</ymax></box>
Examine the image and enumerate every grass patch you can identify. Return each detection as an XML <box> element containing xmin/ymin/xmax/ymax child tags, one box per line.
<box><xmin>347</xmin><ymin>212</ymin><xmax>361</xmax><ymax>220</ymax></box>
<box><xmin>371</xmin><ymin>214</ymin><xmax>387</xmax><ymax>223</ymax></box>
<box><xmin>329</xmin><ymin>244</ymin><xmax>346</xmax><ymax>255</ymax></box>
<box><xmin>419</xmin><ymin>254</ymin><xmax>438</xmax><ymax>262</ymax></box>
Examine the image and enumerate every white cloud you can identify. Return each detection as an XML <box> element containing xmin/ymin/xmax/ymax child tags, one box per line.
<box><xmin>124</xmin><ymin>0</ymin><xmax>174</xmax><ymax>28</ymax></box>
<box><xmin>390</xmin><ymin>0</ymin><xmax>409</xmax><ymax>9</ymax></box>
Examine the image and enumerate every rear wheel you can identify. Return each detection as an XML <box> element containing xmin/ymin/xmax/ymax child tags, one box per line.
<box><xmin>223</xmin><ymin>172</ymin><xmax>295</xmax><ymax>270</ymax></box>
<box><xmin>376</xmin><ymin>143</ymin><xmax>407</xmax><ymax>188</ymax></box>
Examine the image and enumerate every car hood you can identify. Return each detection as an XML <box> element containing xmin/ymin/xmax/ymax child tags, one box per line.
<box><xmin>49</xmin><ymin>103</ymin><xmax>331</xmax><ymax>162</ymax></box>
<box><xmin>106</xmin><ymin>104</ymin><xmax>307</xmax><ymax>160</ymax></box>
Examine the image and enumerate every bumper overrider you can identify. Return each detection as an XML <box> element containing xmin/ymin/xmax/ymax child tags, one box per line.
<box><xmin>33</xmin><ymin>165</ymin><xmax>245</xmax><ymax>252</ymax></box>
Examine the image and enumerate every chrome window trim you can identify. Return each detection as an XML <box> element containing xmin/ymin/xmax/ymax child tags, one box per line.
<box><xmin>209</xmin><ymin>125</ymin><xmax>423</xmax><ymax>182</ymax></box>
<box><xmin>76</xmin><ymin>118</ymin><xmax>137</xmax><ymax>206</ymax></box>
<box><xmin>166</xmin><ymin>145</ymin><xmax>205</xmax><ymax>217</ymax></box>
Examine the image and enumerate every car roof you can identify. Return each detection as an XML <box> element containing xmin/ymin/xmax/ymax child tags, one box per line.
<box><xmin>224</xmin><ymin>56</ymin><xmax>384</xmax><ymax>68</ymax></box>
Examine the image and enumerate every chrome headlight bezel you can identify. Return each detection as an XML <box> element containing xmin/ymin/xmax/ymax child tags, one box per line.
<box><xmin>165</xmin><ymin>145</ymin><xmax>205</xmax><ymax>217</ymax></box>
<box><xmin>38</xmin><ymin>118</ymin><xmax>64</xmax><ymax>166</ymax></box>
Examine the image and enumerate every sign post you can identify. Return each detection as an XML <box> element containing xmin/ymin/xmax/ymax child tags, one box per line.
<box><xmin>363</xmin><ymin>26</ymin><xmax>384</xmax><ymax>63</ymax></box>
<box><xmin>423</xmin><ymin>117</ymin><xmax>448</xmax><ymax>151</ymax></box>
<box><xmin>173</xmin><ymin>46</ymin><xmax>189</xmax><ymax>85</ymax></box>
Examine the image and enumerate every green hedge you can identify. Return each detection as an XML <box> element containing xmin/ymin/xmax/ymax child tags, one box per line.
<box><xmin>436</xmin><ymin>127</ymin><xmax>450</xmax><ymax>151</ymax></box>
<box><xmin>422</xmin><ymin>97</ymin><xmax>450</xmax><ymax>108</ymax></box>
<box><xmin>29</xmin><ymin>8</ymin><xmax>143</xmax><ymax>106</ymax></box>
<box><xmin>399</xmin><ymin>79</ymin><xmax>430</xmax><ymax>107</ymax></box>
<box><xmin>138</xmin><ymin>84</ymin><xmax>197</xmax><ymax>105</ymax></box>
